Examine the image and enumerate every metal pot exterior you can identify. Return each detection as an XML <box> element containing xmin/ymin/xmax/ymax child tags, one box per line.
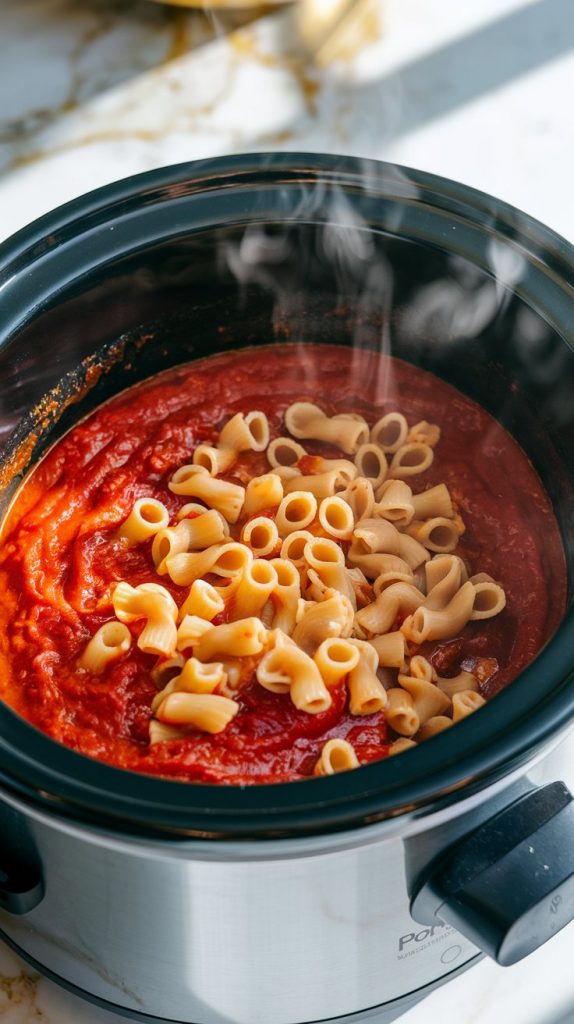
<box><xmin>0</xmin><ymin>730</ymin><xmax>572</xmax><ymax>1024</ymax></box>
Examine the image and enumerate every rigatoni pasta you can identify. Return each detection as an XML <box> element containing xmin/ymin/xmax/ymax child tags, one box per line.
<box><xmin>241</xmin><ymin>517</ymin><xmax>279</xmax><ymax>557</ymax></box>
<box><xmin>118</xmin><ymin>498</ymin><xmax>170</xmax><ymax>544</ymax></box>
<box><xmin>347</xmin><ymin>642</ymin><xmax>388</xmax><ymax>715</ymax></box>
<box><xmin>314</xmin><ymin>738</ymin><xmax>359</xmax><ymax>775</ymax></box>
<box><xmin>285</xmin><ymin>402</ymin><xmax>369</xmax><ymax>453</ymax></box>
<box><xmin>87</xmin><ymin>380</ymin><xmax>512</xmax><ymax>770</ymax></box>
<box><xmin>156</xmin><ymin>692</ymin><xmax>239</xmax><ymax>733</ymax></box>
<box><xmin>5</xmin><ymin>342</ymin><xmax>550</xmax><ymax>788</ymax></box>
<box><xmin>243</xmin><ymin>474</ymin><xmax>284</xmax><ymax>517</ymax></box>
<box><xmin>78</xmin><ymin>622</ymin><xmax>132</xmax><ymax>674</ymax></box>
<box><xmin>169</xmin><ymin>465</ymin><xmax>245</xmax><ymax>523</ymax></box>
<box><xmin>219</xmin><ymin>411</ymin><xmax>270</xmax><ymax>453</ymax></box>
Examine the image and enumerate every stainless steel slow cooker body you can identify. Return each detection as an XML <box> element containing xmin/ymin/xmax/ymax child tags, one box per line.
<box><xmin>0</xmin><ymin>154</ymin><xmax>573</xmax><ymax>1024</ymax></box>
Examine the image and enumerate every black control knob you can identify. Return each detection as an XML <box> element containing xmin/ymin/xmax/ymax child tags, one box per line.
<box><xmin>411</xmin><ymin>782</ymin><xmax>574</xmax><ymax>965</ymax></box>
<box><xmin>0</xmin><ymin>854</ymin><xmax>44</xmax><ymax>915</ymax></box>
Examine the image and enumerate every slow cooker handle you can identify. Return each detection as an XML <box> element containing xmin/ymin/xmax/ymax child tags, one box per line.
<box><xmin>0</xmin><ymin>856</ymin><xmax>44</xmax><ymax>915</ymax></box>
<box><xmin>410</xmin><ymin>781</ymin><xmax>574</xmax><ymax>966</ymax></box>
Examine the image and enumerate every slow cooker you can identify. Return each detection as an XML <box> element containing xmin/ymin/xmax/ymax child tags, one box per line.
<box><xmin>0</xmin><ymin>153</ymin><xmax>573</xmax><ymax>1024</ymax></box>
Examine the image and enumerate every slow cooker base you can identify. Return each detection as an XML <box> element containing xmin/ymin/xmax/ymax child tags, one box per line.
<box><xmin>0</xmin><ymin>924</ymin><xmax>482</xmax><ymax>1024</ymax></box>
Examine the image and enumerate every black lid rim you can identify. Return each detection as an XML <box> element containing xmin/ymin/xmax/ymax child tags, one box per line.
<box><xmin>0</xmin><ymin>152</ymin><xmax>572</xmax><ymax>838</ymax></box>
<box><xmin>1</xmin><ymin>152</ymin><xmax>574</xmax><ymax>288</ymax></box>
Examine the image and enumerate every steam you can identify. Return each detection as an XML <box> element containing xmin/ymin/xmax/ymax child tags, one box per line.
<box><xmin>220</xmin><ymin>157</ymin><xmax>573</xmax><ymax>460</ymax></box>
<box><xmin>222</xmin><ymin>162</ymin><xmax>405</xmax><ymax>406</ymax></box>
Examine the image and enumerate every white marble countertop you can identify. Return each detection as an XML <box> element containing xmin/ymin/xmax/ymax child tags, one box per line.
<box><xmin>1</xmin><ymin>0</ymin><xmax>573</xmax><ymax>1021</ymax></box>
<box><xmin>1</xmin><ymin>0</ymin><xmax>574</xmax><ymax>244</ymax></box>
<box><xmin>1</xmin><ymin>920</ymin><xmax>573</xmax><ymax>1024</ymax></box>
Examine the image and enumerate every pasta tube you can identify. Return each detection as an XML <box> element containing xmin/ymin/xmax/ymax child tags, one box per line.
<box><xmin>176</xmin><ymin>503</ymin><xmax>210</xmax><ymax>522</ymax></box>
<box><xmin>385</xmin><ymin>688</ymin><xmax>420</xmax><ymax>737</ymax></box>
<box><xmin>152</xmin><ymin>511</ymin><xmax>228</xmax><ymax>573</ymax></box>
<box><xmin>397</xmin><ymin>675</ymin><xmax>451</xmax><ymax>724</ymax></box>
<box><xmin>302</xmin><ymin>457</ymin><xmax>357</xmax><ymax>483</ymax></box>
<box><xmin>372</xmin><ymin>567</ymin><xmax>416</xmax><ymax>592</ymax></box>
<box><xmin>156</xmin><ymin>692</ymin><xmax>239</xmax><ymax>733</ymax></box>
<box><xmin>389</xmin><ymin>443</ymin><xmax>434</xmax><ymax>478</ymax></box>
<box><xmin>243</xmin><ymin>474</ymin><xmax>284</xmax><ymax>517</ymax></box>
<box><xmin>218</xmin><ymin>411</ymin><xmax>270</xmax><ymax>453</ymax></box>
<box><xmin>355</xmin><ymin>582</ymin><xmax>425</xmax><ymax>635</ymax></box>
<box><xmin>401</xmin><ymin>580</ymin><xmax>475</xmax><ymax>643</ymax></box>
<box><xmin>194</xmin><ymin>618</ymin><xmax>268</xmax><ymax>661</ymax></box>
<box><xmin>255</xmin><ymin>629</ymin><xmax>297</xmax><ymax>693</ymax></box>
<box><xmin>354</xmin><ymin>444</ymin><xmax>388</xmax><ymax>488</ymax></box>
<box><xmin>169</xmin><ymin>465</ymin><xmax>245</xmax><ymax>523</ymax></box>
<box><xmin>152</xmin><ymin>527</ymin><xmax>190</xmax><ymax>574</ymax></box>
<box><xmin>269</xmin><ymin>557</ymin><xmax>301</xmax><ymax>634</ymax></box>
<box><xmin>369</xmin><ymin>630</ymin><xmax>406</xmax><ymax>669</ymax></box>
<box><xmin>113</xmin><ymin>582</ymin><xmax>178</xmax><ymax>658</ymax></box>
<box><xmin>304</xmin><ymin>537</ymin><xmax>353</xmax><ymax>599</ymax></box>
<box><xmin>280</xmin><ymin>530</ymin><xmax>314</xmax><ymax>566</ymax></box>
<box><xmin>348</xmin><ymin>547</ymin><xmax>413</xmax><ymax>582</ymax></box>
<box><xmin>347</xmin><ymin>641</ymin><xmax>388</xmax><ymax>715</ymax></box>
<box><xmin>396</xmin><ymin>533</ymin><xmax>431</xmax><ymax>571</ymax></box>
<box><xmin>176</xmin><ymin>615</ymin><xmax>214</xmax><ymax>651</ymax></box>
<box><xmin>452</xmin><ymin>690</ymin><xmax>487</xmax><ymax>721</ymax></box>
<box><xmin>193</xmin><ymin>444</ymin><xmax>236</xmax><ymax>475</ymax></box>
<box><xmin>470</xmin><ymin>581</ymin><xmax>507</xmax><ymax>619</ymax></box>
<box><xmin>352</xmin><ymin>518</ymin><xmax>401</xmax><ymax>555</ymax></box>
<box><xmin>150</xmin><ymin>654</ymin><xmax>227</xmax><ymax>712</ymax></box>
<box><xmin>411</xmin><ymin>484</ymin><xmax>453</xmax><ymax>521</ymax></box>
<box><xmin>166</xmin><ymin>541</ymin><xmax>252</xmax><ymax>587</ymax></box>
<box><xmin>151</xmin><ymin>653</ymin><xmax>186</xmax><ymax>689</ymax></box>
<box><xmin>178</xmin><ymin>579</ymin><xmax>225</xmax><ymax>622</ymax></box>
<box><xmin>314</xmin><ymin>637</ymin><xmax>360</xmax><ymax>687</ymax></box>
<box><xmin>78</xmin><ymin>622</ymin><xmax>132</xmax><ymax>674</ymax></box>
<box><xmin>241</xmin><ymin>517</ymin><xmax>279</xmax><ymax>557</ymax></box>
<box><xmin>406</xmin><ymin>517</ymin><xmax>462</xmax><ymax>554</ymax></box>
<box><xmin>374</xmin><ymin>480</ymin><xmax>414</xmax><ymax>528</ymax></box>
<box><xmin>275</xmin><ymin>491</ymin><xmax>318</xmax><ymax>536</ymax></box>
<box><xmin>319</xmin><ymin>496</ymin><xmax>355</xmax><ymax>540</ymax></box>
<box><xmin>370</xmin><ymin>412</ymin><xmax>408</xmax><ymax>453</ymax></box>
<box><xmin>436</xmin><ymin>671</ymin><xmax>478</xmax><ymax>697</ymax></box>
<box><xmin>283</xmin><ymin>470</ymin><xmax>348</xmax><ymax>499</ymax></box>
<box><xmin>149</xmin><ymin>721</ymin><xmax>187</xmax><ymax>745</ymax></box>
<box><xmin>388</xmin><ymin>737</ymin><xmax>417</xmax><ymax>755</ymax></box>
<box><xmin>407</xmin><ymin>420</ymin><xmax>441</xmax><ymax>448</ymax></box>
<box><xmin>425</xmin><ymin>555</ymin><xmax>465</xmax><ymax>610</ymax></box>
<box><xmin>257</xmin><ymin>644</ymin><xmax>332</xmax><ymax>713</ymax></box>
<box><xmin>314</xmin><ymin>738</ymin><xmax>359</xmax><ymax>775</ymax></box>
<box><xmin>173</xmin><ymin>657</ymin><xmax>227</xmax><ymax>695</ymax></box>
<box><xmin>340</xmin><ymin>477</ymin><xmax>375</xmax><ymax>520</ymax></box>
<box><xmin>408</xmin><ymin>655</ymin><xmax>436</xmax><ymax>682</ymax></box>
<box><xmin>417</xmin><ymin>716</ymin><xmax>452</xmax><ymax>740</ymax></box>
<box><xmin>292</xmin><ymin>592</ymin><xmax>354</xmax><ymax>654</ymax></box>
<box><xmin>118</xmin><ymin>498</ymin><xmax>170</xmax><ymax>544</ymax></box>
<box><xmin>232</xmin><ymin>559</ymin><xmax>278</xmax><ymax>619</ymax></box>
<box><xmin>285</xmin><ymin>402</ymin><xmax>369</xmax><ymax>454</ymax></box>
<box><xmin>273</xmin><ymin>465</ymin><xmax>299</xmax><ymax>481</ymax></box>
<box><xmin>266</xmin><ymin>437</ymin><xmax>307</xmax><ymax>468</ymax></box>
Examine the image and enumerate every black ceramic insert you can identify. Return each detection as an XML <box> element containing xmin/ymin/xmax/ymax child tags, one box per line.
<box><xmin>0</xmin><ymin>154</ymin><xmax>572</xmax><ymax>838</ymax></box>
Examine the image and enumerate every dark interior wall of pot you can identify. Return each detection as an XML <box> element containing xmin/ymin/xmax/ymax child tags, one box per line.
<box><xmin>1</xmin><ymin>224</ymin><xmax>573</xmax><ymax>587</ymax></box>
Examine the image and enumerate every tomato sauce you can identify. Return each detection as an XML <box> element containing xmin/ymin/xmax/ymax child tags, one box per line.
<box><xmin>0</xmin><ymin>344</ymin><xmax>566</xmax><ymax>784</ymax></box>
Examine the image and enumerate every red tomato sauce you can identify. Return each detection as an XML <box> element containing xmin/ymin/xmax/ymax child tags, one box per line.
<box><xmin>0</xmin><ymin>344</ymin><xmax>566</xmax><ymax>784</ymax></box>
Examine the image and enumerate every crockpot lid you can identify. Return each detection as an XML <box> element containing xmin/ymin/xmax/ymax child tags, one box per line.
<box><xmin>0</xmin><ymin>153</ymin><xmax>573</xmax><ymax>839</ymax></box>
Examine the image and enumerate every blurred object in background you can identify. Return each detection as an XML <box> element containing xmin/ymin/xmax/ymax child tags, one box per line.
<box><xmin>148</xmin><ymin>0</ymin><xmax>378</xmax><ymax>65</ymax></box>
<box><xmin>148</xmin><ymin>0</ymin><xmax>290</xmax><ymax>7</ymax></box>
<box><xmin>296</xmin><ymin>0</ymin><xmax>379</xmax><ymax>65</ymax></box>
